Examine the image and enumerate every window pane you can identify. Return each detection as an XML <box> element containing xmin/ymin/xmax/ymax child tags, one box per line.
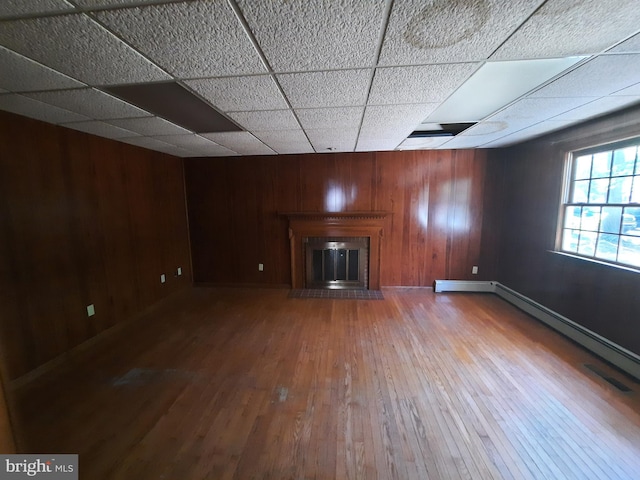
<box><xmin>562</xmin><ymin>229</ymin><xmax>579</xmax><ymax>253</ymax></box>
<box><xmin>633</xmin><ymin>176</ymin><xmax>640</xmax><ymax>203</ymax></box>
<box><xmin>601</xmin><ymin>206</ymin><xmax>623</xmax><ymax>233</ymax></box>
<box><xmin>608</xmin><ymin>176</ymin><xmax>632</xmax><ymax>203</ymax></box>
<box><xmin>578</xmin><ymin>231</ymin><xmax>597</xmax><ymax>256</ymax></box>
<box><xmin>624</xmin><ymin>206</ymin><xmax>640</xmax><ymax>233</ymax></box>
<box><xmin>591</xmin><ymin>151</ymin><xmax>612</xmax><ymax>178</ymax></box>
<box><xmin>595</xmin><ymin>233</ymin><xmax>619</xmax><ymax>262</ymax></box>
<box><xmin>619</xmin><ymin>235</ymin><xmax>640</xmax><ymax>267</ymax></box>
<box><xmin>612</xmin><ymin>146</ymin><xmax>636</xmax><ymax>176</ymax></box>
<box><xmin>588</xmin><ymin>178</ymin><xmax>609</xmax><ymax>203</ymax></box>
<box><xmin>572</xmin><ymin>180</ymin><xmax>589</xmax><ymax>203</ymax></box>
<box><xmin>580</xmin><ymin>206</ymin><xmax>601</xmax><ymax>232</ymax></box>
<box><xmin>574</xmin><ymin>154</ymin><xmax>592</xmax><ymax>180</ymax></box>
<box><xmin>564</xmin><ymin>206</ymin><xmax>582</xmax><ymax>229</ymax></box>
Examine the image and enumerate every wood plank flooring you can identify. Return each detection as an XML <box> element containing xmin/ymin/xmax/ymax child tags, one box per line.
<box><xmin>9</xmin><ymin>287</ymin><xmax>640</xmax><ymax>479</ymax></box>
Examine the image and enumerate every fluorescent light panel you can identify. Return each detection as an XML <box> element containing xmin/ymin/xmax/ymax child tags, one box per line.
<box><xmin>425</xmin><ymin>57</ymin><xmax>586</xmax><ymax>124</ymax></box>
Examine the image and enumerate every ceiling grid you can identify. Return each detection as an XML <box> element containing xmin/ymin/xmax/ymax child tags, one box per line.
<box><xmin>1</xmin><ymin>0</ymin><xmax>640</xmax><ymax>156</ymax></box>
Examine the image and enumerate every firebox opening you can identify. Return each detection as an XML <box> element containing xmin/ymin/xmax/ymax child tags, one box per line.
<box><xmin>304</xmin><ymin>237</ymin><xmax>369</xmax><ymax>290</ymax></box>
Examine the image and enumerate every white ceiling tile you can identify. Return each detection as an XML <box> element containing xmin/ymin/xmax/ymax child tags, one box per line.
<box><xmin>482</xmin><ymin>120</ymin><xmax>576</xmax><ymax>147</ymax></box>
<box><xmin>305</xmin><ymin>128</ymin><xmax>359</xmax><ymax>153</ymax></box>
<box><xmin>551</xmin><ymin>96</ymin><xmax>640</xmax><ymax>122</ymax></box>
<box><xmin>0</xmin><ymin>0</ymin><xmax>75</xmax><ymax>19</ymax></box>
<box><xmin>228</xmin><ymin>110</ymin><xmax>300</xmax><ymax>131</ymax></box>
<box><xmin>530</xmin><ymin>55</ymin><xmax>640</xmax><ymax>98</ymax></box>
<box><xmin>118</xmin><ymin>135</ymin><xmax>179</xmax><ymax>151</ymax></box>
<box><xmin>184</xmin><ymin>75</ymin><xmax>287</xmax><ymax>112</ymax></box>
<box><xmin>379</xmin><ymin>0</ymin><xmax>544</xmax><ymax>66</ymax></box>
<box><xmin>0</xmin><ymin>14</ymin><xmax>170</xmax><ymax>85</ymax></box>
<box><xmin>613</xmin><ymin>83</ymin><xmax>640</xmax><ymax>96</ymax></box>
<box><xmin>26</xmin><ymin>88</ymin><xmax>151</xmax><ymax>120</ymax></box>
<box><xmin>149</xmin><ymin>134</ymin><xmax>221</xmax><ymax>151</ymax></box>
<box><xmin>277</xmin><ymin>70</ymin><xmax>371</xmax><ymax>108</ymax></box>
<box><xmin>200</xmin><ymin>132</ymin><xmax>276</xmax><ymax>156</ymax></box>
<box><xmin>0</xmin><ymin>94</ymin><xmax>90</xmax><ymax>123</ymax></box>
<box><xmin>295</xmin><ymin>107</ymin><xmax>364</xmax><ymax>130</ymax></box>
<box><xmin>186</xmin><ymin>144</ymin><xmax>239</xmax><ymax>157</ymax></box>
<box><xmin>397</xmin><ymin>136</ymin><xmax>453</xmax><ymax>150</ymax></box>
<box><xmin>235</xmin><ymin>0</ymin><xmax>387</xmax><ymax>71</ymax></box>
<box><xmin>106</xmin><ymin>116</ymin><xmax>191</xmax><ymax>136</ymax></box>
<box><xmin>73</xmin><ymin>0</ymin><xmax>175</xmax><ymax>7</ymax></box>
<box><xmin>62</xmin><ymin>120</ymin><xmax>140</xmax><ymax>139</ymax></box>
<box><xmin>252</xmin><ymin>130</ymin><xmax>314</xmax><ymax>154</ymax></box>
<box><xmin>148</xmin><ymin>144</ymin><xmax>194</xmax><ymax>158</ymax></box>
<box><xmin>368</xmin><ymin>64</ymin><xmax>478</xmax><ymax>105</ymax></box>
<box><xmin>360</xmin><ymin>104</ymin><xmax>439</xmax><ymax>139</ymax></box>
<box><xmin>609</xmin><ymin>32</ymin><xmax>640</xmax><ymax>53</ymax></box>
<box><xmin>355</xmin><ymin>137</ymin><xmax>402</xmax><ymax>152</ymax></box>
<box><xmin>95</xmin><ymin>1</ymin><xmax>266</xmax><ymax>78</ymax></box>
<box><xmin>0</xmin><ymin>46</ymin><xmax>84</xmax><ymax>92</ymax></box>
<box><xmin>492</xmin><ymin>0</ymin><xmax>640</xmax><ymax>60</ymax></box>
<box><xmin>486</xmin><ymin>97</ymin><xmax>595</xmax><ymax>130</ymax></box>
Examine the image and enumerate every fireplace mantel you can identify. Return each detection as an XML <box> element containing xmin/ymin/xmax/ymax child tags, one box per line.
<box><xmin>281</xmin><ymin>211</ymin><xmax>389</xmax><ymax>290</ymax></box>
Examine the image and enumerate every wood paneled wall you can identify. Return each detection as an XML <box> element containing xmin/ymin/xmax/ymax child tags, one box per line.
<box><xmin>489</xmin><ymin>104</ymin><xmax>640</xmax><ymax>357</ymax></box>
<box><xmin>0</xmin><ymin>111</ymin><xmax>191</xmax><ymax>381</ymax></box>
<box><xmin>184</xmin><ymin>149</ymin><xmax>491</xmax><ymax>287</ymax></box>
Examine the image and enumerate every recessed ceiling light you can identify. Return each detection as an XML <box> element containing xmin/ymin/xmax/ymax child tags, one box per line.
<box><xmin>425</xmin><ymin>57</ymin><xmax>586</xmax><ymax>124</ymax></box>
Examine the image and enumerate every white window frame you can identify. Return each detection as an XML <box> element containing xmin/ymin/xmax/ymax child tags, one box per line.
<box><xmin>558</xmin><ymin>137</ymin><xmax>640</xmax><ymax>270</ymax></box>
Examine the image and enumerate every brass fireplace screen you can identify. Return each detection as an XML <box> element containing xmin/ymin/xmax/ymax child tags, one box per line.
<box><xmin>304</xmin><ymin>237</ymin><xmax>369</xmax><ymax>289</ymax></box>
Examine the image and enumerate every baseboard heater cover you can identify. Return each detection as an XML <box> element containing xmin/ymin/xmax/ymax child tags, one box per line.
<box><xmin>433</xmin><ymin>280</ymin><xmax>496</xmax><ymax>293</ymax></box>
<box><xmin>434</xmin><ymin>280</ymin><xmax>640</xmax><ymax>380</ymax></box>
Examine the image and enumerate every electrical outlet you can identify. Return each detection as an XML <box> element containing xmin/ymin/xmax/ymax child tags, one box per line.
<box><xmin>472</xmin><ymin>266</ymin><xmax>479</xmax><ymax>275</ymax></box>
<box><xmin>177</xmin><ymin>267</ymin><xmax>182</xmax><ymax>276</ymax></box>
<box><xmin>161</xmin><ymin>274</ymin><xmax>166</xmax><ymax>283</ymax></box>
<box><xmin>87</xmin><ymin>304</ymin><xmax>95</xmax><ymax>317</ymax></box>
<box><xmin>258</xmin><ymin>263</ymin><xmax>264</xmax><ymax>272</ymax></box>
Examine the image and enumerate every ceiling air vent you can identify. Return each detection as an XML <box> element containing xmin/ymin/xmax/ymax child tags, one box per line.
<box><xmin>408</xmin><ymin>122</ymin><xmax>476</xmax><ymax>138</ymax></box>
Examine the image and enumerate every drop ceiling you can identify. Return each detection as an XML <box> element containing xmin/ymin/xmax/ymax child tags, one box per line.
<box><xmin>1</xmin><ymin>0</ymin><xmax>640</xmax><ymax>157</ymax></box>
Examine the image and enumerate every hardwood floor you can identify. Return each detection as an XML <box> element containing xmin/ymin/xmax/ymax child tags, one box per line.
<box><xmin>9</xmin><ymin>287</ymin><xmax>640</xmax><ymax>479</ymax></box>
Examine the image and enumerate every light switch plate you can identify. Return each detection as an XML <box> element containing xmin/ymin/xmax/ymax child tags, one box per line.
<box><xmin>161</xmin><ymin>274</ymin><xmax>166</xmax><ymax>283</ymax></box>
<box><xmin>87</xmin><ymin>304</ymin><xmax>95</xmax><ymax>317</ymax></box>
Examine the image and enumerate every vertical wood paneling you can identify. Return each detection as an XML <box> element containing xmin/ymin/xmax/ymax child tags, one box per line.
<box><xmin>185</xmin><ymin>149</ymin><xmax>490</xmax><ymax>288</ymax></box>
<box><xmin>0</xmin><ymin>111</ymin><xmax>191</xmax><ymax>380</ymax></box>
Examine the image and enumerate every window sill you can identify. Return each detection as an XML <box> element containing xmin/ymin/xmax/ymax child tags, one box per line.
<box><xmin>548</xmin><ymin>250</ymin><xmax>640</xmax><ymax>275</ymax></box>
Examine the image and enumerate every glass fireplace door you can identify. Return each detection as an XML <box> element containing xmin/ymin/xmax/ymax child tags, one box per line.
<box><xmin>305</xmin><ymin>239</ymin><xmax>368</xmax><ymax>289</ymax></box>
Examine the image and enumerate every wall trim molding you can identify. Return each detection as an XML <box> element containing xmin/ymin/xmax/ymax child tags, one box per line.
<box><xmin>434</xmin><ymin>280</ymin><xmax>640</xmax><ymax>380</ymax></box>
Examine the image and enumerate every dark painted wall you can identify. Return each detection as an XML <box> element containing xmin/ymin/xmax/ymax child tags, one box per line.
<box><xmin>490</xmin><ymin>105</ymin><xmax>640</xmax><ymax>357</ymax></box>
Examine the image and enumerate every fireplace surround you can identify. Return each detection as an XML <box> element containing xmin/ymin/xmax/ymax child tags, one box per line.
<box><xmin>282</xmin><ymin>212</ymin><xmax>388</xmax><ymax>290</ymax></box>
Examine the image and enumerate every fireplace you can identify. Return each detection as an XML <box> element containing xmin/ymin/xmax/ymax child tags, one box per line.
<box><xmin>305</xmin><ymin>237</ymin><xmax>368</xmax><ymax>289</ymax></box>
<box><xmin>282</xmin><ymin>212</ymin><xmax>388</xmax><ymax>290</ymax></box>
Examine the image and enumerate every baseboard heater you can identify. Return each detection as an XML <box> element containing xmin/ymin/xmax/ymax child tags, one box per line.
<box><xmin>433</xmin><ymin>280</ymin><xmax>640</xmax><ymax>381</ymax></box>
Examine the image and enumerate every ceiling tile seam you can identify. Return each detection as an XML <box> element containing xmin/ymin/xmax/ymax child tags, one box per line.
<box><xmin>83</xmin><ymin>11</ymin><xmax>177</xmax><ymax>88</ymax></box>
<box><xmin>8</xmin><ymin>92</ymin><xmax>89</xmax><ymax>121</ymax></box>
<box><xmin>226</xmin><ymin>0</ymin><xmax>314</xmax><ymax>153</ymax></box>
<box><xmin>355</xmin><ymin>0</ymin><xmax>395</xmax><ymax>151</ymax></box>
<box><xmin>175</xmin><ymin>80</ymin><xmax>247</xmax><ymax>142</ymax></box>
<box><xmin>0</xmin><ymin>47</ymin><xmax>92</xmax><ymax>93</ymax></box>
<box><xmin>65</xmin><ymin>0</ymin><xmax>186</xmax><ymax>16</ymax></box>
<box><xmin>0</xmin><ymin>8</ymin><xmax>79</xmax><ymax>23</ymax></box>
<box><xmin>604</xmin><ymin>28</ymin><xmax>640</xmax><ymax>53</ymax></box>
<box><xmin>485</xmin><ymin>0</ymin><xmax>551</xmax><ymax>61</ymax></box>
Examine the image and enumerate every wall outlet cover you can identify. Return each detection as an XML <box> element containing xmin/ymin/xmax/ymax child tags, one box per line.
<box><xmin>87</xmin><ymin>304</ymin><xmax>95</xmax><ymax>317</ymax></box>
<box><xmin>161</xmin><ymin>274</ymin><xmax>166</xmax><ymax>283</ymax></box>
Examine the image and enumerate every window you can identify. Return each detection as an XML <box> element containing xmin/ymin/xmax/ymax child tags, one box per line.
<box><xmin>560</xmin><ymin>139</ymin><xmax>640</xmax><ymax>269</ymax></box>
